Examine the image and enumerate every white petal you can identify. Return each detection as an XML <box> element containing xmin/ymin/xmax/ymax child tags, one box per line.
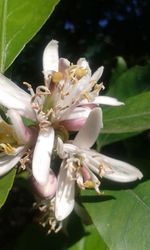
<box><xmin>0</xmin><ymin>146</ymin><xmax>25</xmax><ymax>176</ymax></box>
<box><xmin>77</xmin><ymin>58</ymin><xmax>90</xmax><ymax>70</ymax></box>
<box><xmin>32</xmin><ymin>169</ymin><xmax>57</xmax><ymax>198</ymax></box>
<box><xmin>61</xmin><ymin>107</ymin><xmax>91</xmax><ymax>121</ymax></box>
<box><xmin>7</xmin><ymin>109</ymin><xmax>33</xmax><ymax>145</ymax></box>
<box><xmin>94</xmin><ymin>96</ymin><xmax>124</xmax><ymax>106</ymax></box>
<box><xmin>59</xmin><ymin>58</ymin><xmax>70</xmax><ymax>72</ymax></box>
<box><xmin>100</xmin><ymin>154</ymin><xmax>143</xmax><ymax>182</ymax></box>
<box><xmin>0</xmin><ymin>73</ymin><xmax>35</xmax><ymax>120</ymax></box>
<box><xmin>74</xmin><ymin>107</ymin><xmax>103</xmax><ymax>149</ymax></box>
<box><xmin>32</xmin><ymin>127</ymin><xmax>54</xmax><ymax>185</ymax></box>
<box><xmin>60</xmin><ymin>74</ymin><xmax>91</xmax><ymax>108</ymax></box>
<box><xmin>91</xmin><ymin>66</ymin><xmax>104</xmax><ymax>82</ymax></box>
<box><xmin>43</xmin><ymin>40</ymin><xmax>59</xmax><ymax>78</ymax></box>
<box><xmin>55</xmin><ymin>162</ymin><xmax>75</xmax><ymax>221</ymax></box>
<box><xmin>57</xmin><ymin>137</ymin><xmax>65</xmax><ymax>159</ymax></box>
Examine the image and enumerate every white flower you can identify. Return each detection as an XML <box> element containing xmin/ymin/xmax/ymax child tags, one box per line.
<box><xmin>39</xmin><ymin>40</ymin><xmax>124</xmax><ymax>131</ymax></box>
<box><xmin>29</xmin><ymin>40</ymin><xmax>124</xmax><ymax>184</ymax></box>
<box><xmin>55</xmin><ymin>108</ymin><xmax>143</xmax><ymax>221</ymax></box>
<box><xmin>0</xmin><ymin>39</ymin><xmax>123</xmax><ymax>186</ymax></box>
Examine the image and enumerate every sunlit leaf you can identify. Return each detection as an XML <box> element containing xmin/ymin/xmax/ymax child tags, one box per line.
<box><xmin>0</xmin><ymin>168</ymin><xmax>16</xmax><ymax>208</ymax></box>
<box><xmin>102</xmin><ymin>91</ymin><xmax>150</xmax><ymax>133</ymax></box>
<box><xmin>107</xmin><ymin>64</ymin><xmax>150</xmax><ymax>100</ymax></box>
<box><xmin>0</xmin><ymin>0</ymin><xmax>60</xmax><ymax>72</ymax></box>
<box><xmin>83</xmin><ymin>180</ymin><xmax>150</xmax><ymax>250</ymax></box>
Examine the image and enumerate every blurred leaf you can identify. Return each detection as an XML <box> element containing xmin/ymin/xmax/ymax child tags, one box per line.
<box><xmin>102</xmin><ymin>91</ymin><xmax>150</xmax><ymax>133</ymax></box>
<box><xmin>0</xmin><ymin>168</ymin><xmax>16</xmax><ymax>208</ymax></box>
<box><xmin>83</xmin><ymin>180</ymin><xmax>150</xmax><ymax>250</ymax></box>
<box><xmin>0</xmin><ymin>0</ymin><xmax>60</xmax><ymax>72</ymax></box>
<box><xmin>107</xmin><ymin>64</ymin><xmax>150</xmax><ymax>101</ymax></box>
<box><xmin>110</xmin><ymin>56</ymin><xmax>127</xmax><ymax>85</ymax></box>
<box><xmin>68</xmin><ymin>224</ymin><xmax>108</xmax><ymax>250</ymax></box>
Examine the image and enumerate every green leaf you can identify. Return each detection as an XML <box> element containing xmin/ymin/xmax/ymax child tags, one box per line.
<box><xmin>97</xmin><ymin>131</ymin><xmax>141</xmax><ymax>149</ymax></box>
<box><xmin>102</xmin><ymin>91</ymin><xmax>150</xmax><ymax>133</ymax></box>
<box><xmin>68</xmin><ymin>225</ymin><xmax>109</xmax><ymax>250</ymax></box>
<box><xmin>109</xmin><ymin>56</ymin><xmax>127</xmax><ymax>85</ymax></box>
<box><xmin>83</xmin><ymin>180</ymin><xmax>150</xmax><ymax>250</ymax></box>
<box><xmin>97</xmin><ymin>64</ymin><xmax>150</xmax><ymax>146</ymax></box>
<box><xmin>107</xmin><ymin>64</ymin><xmax>150</xmax><ymax>101</ymax></box>
<box><xmin>0</xmin><ymin>168</ymin><xmax>16</xmax><ymax>208</ymax></box>
<box><xmin>0</xmin><ymin>0</ymin><xmax>60</xmax><ymax>72</ymax></box>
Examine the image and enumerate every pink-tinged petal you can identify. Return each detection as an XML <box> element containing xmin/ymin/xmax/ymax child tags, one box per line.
<box><xmin>94</xmin><ymin>96</ymin><xmax>124</xmax><ymax>106</ymax></box>
<box><xmin>61</xmin><ymin>107</ymin><xmax>92</xmax><ymax>131</ymax></box>
<box><xmin>7</xmin><ymin>109</ymin><xmax>34</xmax><ymax>145</ymax></box>
<box><xmin>79</xmin><ymin>103</ymin><xmax>98</xmax><ymax>109</ymax></box>
<box><xmin>74</xmin><ymin>107</ymin><xmax>103</xmax><ymax>149</ymax></box>
<box><xmin>100</xmin><ymin>154</ymin><xmax>143</xmax><ymax>182</ymax></box>
<box><xmin>0</xmin><ymin>73</ymin><xmax>35</xmax><ymax>120</ymax></box>
<box><xmin>32</xmin><ymin>127</ymin><xmax>54</xmax><ymax>185</ymax></box>
<box><xmin>43</xmin><ymin>40</ymin><xmax>59</xmax><ymax>78</ymax></box>
<box><xmin>91</xmin><ymin>66</ymin><xmax>104</xmax><ymax>82</ymax></box>
<box><xmin>62</xmin><ymin>118</ymin><xmax>87</xmax><ymax>131</ymax></box>
<box><xmin>32</xmin><ymin>170</ymin><xmax>57</xmax><ymax>198</ymax></box>
<box><xmin>0</xmin><ymin>146</ymin><xmax>25</xmax><ymax>176</ymax></box>
<box><xmin>55</xmin><ymin>162</ymin><xmax>75</xmax><ymax>221</ymax></box>
<box><xmin>59</xmin><ymin>58</ymin><xmax>70</xmax><ymax>72</ymax></box>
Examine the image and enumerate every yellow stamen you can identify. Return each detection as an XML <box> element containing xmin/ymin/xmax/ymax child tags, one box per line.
<box><xmin>75</xmin><ymin>68</ymin><xmax>87</xmax><ymax>79</ymax></box>
<box><xmin>51</xmin><ymin>72</ymin><xmax>63</xmax><ymax>84</ymax></box>
<box><xmin>0</xmin><ymin>143</ymin><xmax>16</xmax><ymax>155</ymax></box>
<box><xmin>83</xmin><ymin>180</ymin><xmax>96</xmax><ymax>189</ymax></box>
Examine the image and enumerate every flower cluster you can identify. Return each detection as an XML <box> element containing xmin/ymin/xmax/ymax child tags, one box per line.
<box><xmin>0</xmin><ymin>40</ymin><xmax>143</xmax><ymax>232</ymax></box>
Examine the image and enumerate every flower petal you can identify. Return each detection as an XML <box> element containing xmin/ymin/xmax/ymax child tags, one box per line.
<box><xmin>74</xmin><ymin>107</ymin><xmax>103</xmax><ymax>149</ymax></box>
<box><xmin>61</xmin><ymin>107</ymin><xmax>92</xmax><ymax>131</ymax></box>
<box><xmin>0</xmin><ymin>73</ymin><xmax>35</xmax><ymax>120</ymax></box>
<box><xmin>32</xmin><ymin>127</ymin><xmax>54</xmax><ymax>185</ymax></box>
<box><xmin>59</xmin><ymin>58</ymin><xmax>70</xmax><ymax>72</ymax></box>
<box><xmin>94</xmin><ymin>96</ymin><xmax>124</xmax><ymax>106</ymax></box>
<box><xmin>55</xmin><ymin>162</ymin><xmax>75</xmax><ymax>221</ymax></box>
<box><xmin>77</xmin><ymin>58</ymin><xmax>91</xmax><ymax>72</ymax></box>
<box><xmin>91</xmin><ymin>66</ymin><xmax>104</xmax><ymax>82</ymax></box>
<box><xmin>100</xmin><ymin>154</ymin><xmax>143</xmax><ymax>182</ymax></box>
<box><xmin>7</xmin><ymin>109</ymin><xmax>34</xmax><ymax>145</ymax></box>
<box><xmin>0</xmin><ymin>146</ymin><xmax>25</xmax><ymax>176</ymax></box>
<box><xmin>32</xmin><ymin>169</ymin><xmax>57</xmax><ymax>198</ymax></box>
<box><xmin>61</xmin><ymin>107</ymin><xmax>91</xmax><ymax>121</ymax></box>
<box><xmin>43</xmin><ymin>40</ymin><xmax>59</xmax><ymax>78</ymax></box>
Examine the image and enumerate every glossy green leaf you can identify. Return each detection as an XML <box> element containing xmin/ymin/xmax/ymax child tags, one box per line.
<box><xmin>102</xmin><ymin>91</ymin><xmax>150</xmax><ymax>133</ymax></box>
<box><xmin>97</xmin><ymin>64</ymin><xmax>150</xmax><ymax>146</ymax></box>
<box><xmin>0</xmin><ymin>0</ymin><xmax>60</xmax><ymax>72</ymax></box>
<box><xmin>83</xmin><ymin>180</ymin><xmax>150</xmax><ymax>250</ymax></box>
<box><xmin>97</xmin><ymin>131</ymin><xmax>141</xmax><ymax>149</ymax></box>
<box><xmin>0</xmin><ymin>168</ymin><xmax>16</xmax><ymax>208</ymax></box>
<box><xmin>68</xmin><ymin>225</ymin><xmax>109</xmax><ymax>250</ymax></box>
<box><xmin>107</xmin><ymin>64</ymin><xmax>150</xmax><ymax>101</ymax></box>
